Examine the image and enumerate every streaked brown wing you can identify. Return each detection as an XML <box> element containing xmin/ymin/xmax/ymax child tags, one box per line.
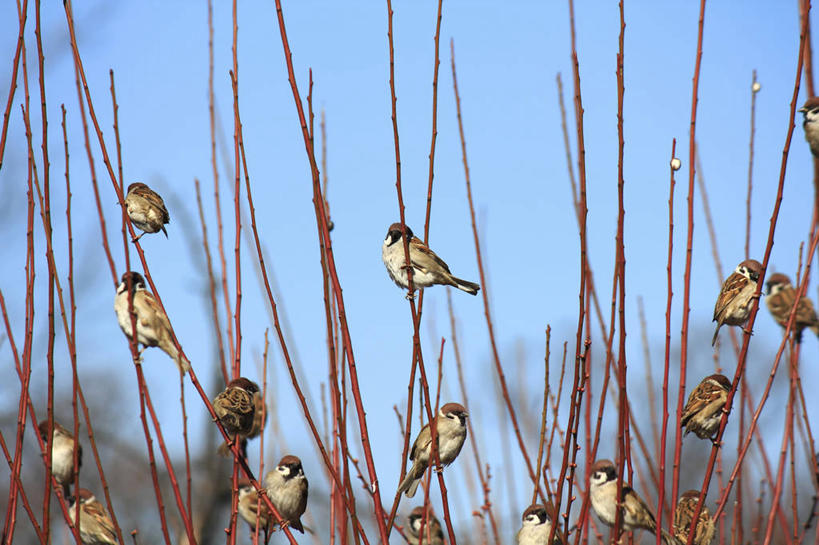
<box><xmin>409</xmin><ymin>423</ymin><xmax>431</xmax><ymax>462</ymax></box>
<box><xmin>681</xmin><ymin>382</ymin><xmax>721</xmax><ymax>425</ymax></box>
<box><xmin>622</xmin><ymin>486</ymin><xmax>655</xmax><ymax>528</ymax></box>
<box><xmin>713</xmin><ymin>272</ymin><xmax>748</xmax><ymax>322</ymax></box>
<box><xmin>136</xmin><ymin>291</ymin><xmax>173</xmax><ymax>332</ymax></box>
<box><xmin>767</xmin><ymin>289</ymin><xmax>794</xmax><ymax>326</ymax></box>
<box><xmin>135</xmin><ymin>186</ymin><xmax>170</xmax><ymax>223</ymax></box>
<box><xmin>409</xmin><ymin>237</ymin><xmax>451</xmax><ymax>274</ymax></box>
<box><xmin>797</xmin><ymin>294</ymin><xmax>819</xmax><ymax>326</ymax></box>
<box><xmin>85</xmin><ymin>500</ymin><xmax>116</xmax><ymax>536</ymax></box>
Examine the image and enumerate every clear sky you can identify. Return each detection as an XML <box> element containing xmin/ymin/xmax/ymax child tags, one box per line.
<box><xmin>1</xmin><ymin>0</ymin><xmax>817</xmax><ymax>542</ymax></box>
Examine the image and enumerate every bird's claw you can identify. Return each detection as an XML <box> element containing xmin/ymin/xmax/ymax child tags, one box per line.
<box><xmin>405</xmin><ymin>291</ymin><xmax>416</xmax><ymax>300</ymax></box>
<box><xmin>742</xmin><ymin>327</ymin><xmax>754</xmax><ymax>336</ymax></box>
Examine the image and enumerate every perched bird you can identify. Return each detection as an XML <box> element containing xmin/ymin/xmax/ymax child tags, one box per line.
<box><xmin>765</xmin><ymin>273</ymin><xmax>819</xmax><ymax>342</ymax></box>
<box><xmin>516</xmin><ymin>503</ymin><xmax>564</xmax><ymax>545</ymax></box>
<box><xmin>38</xmin><ymin>420</ymin><xmax>82</xmax><ymax>496</ymax></box>
<box><xmin>681</xmin><ymin>374</ymin><xmax>732</xmax><ymax>441</ymax></box>
<box><xmin>406</xmin><ymin>506</ymin><xmax>445</xmax><ymax>545</ymax></box>
<box><xmin>382</xmin><ymin>223</ymin><xmax>480</xmax><ymax>296</ymax></box>
<box><xmin>673</xmin><ymin>490</ymin><xmax>715</xmax><ymax>545</ymax></box>
<box><xmin>397</xmin><ymin>403</ymin><xmax>469</xmax><ymax>498</ymax></box>
<box><xmin>799</xmin><ymin>97</ymin><xmax>819</xmax><ymax>157</ymax></box>
<box><xmin>712</xmin><ymin>259</ymin><xmax>763</xmax><ymax>346</ymax></box>
<box><xmin>589</xmin><ymin>459</ymin><xmax>674</xmax><ymax>545</ymax></box>
<box><xmin>213</xmin><ymin>378</ymin><xmax>260</xmax><ymax>454</ymax></box>
<box><xmin>124</xmin><ymin>182</ymin><xmax>170</xmax><ymax>242</ymax></box>
<box><xmin>263</xmin><ymin>455</ymin><xmax>308</xmax><ymax>533</ymax></box>
<box><xmin>114</xmin><ymin>271</ymin><xmax>190</xmax><ymax>374</ymax></box>
<box><xmin>218</xmin><ymin>390</ymin><xmax>266</xmax><ymax>457</ymax></box>
<box><xmin>67</xmin><ymin>489</ymin><xmax>117</xmax><ymax>545</ymax></box>
<box><xmin>237</xmin><ymin>479</ymin><xmax>271</xmax><ymax>533</ymax></box>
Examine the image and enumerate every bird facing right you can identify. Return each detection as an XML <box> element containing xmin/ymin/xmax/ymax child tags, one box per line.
<box><xmin>38</xmin><ymin>420</ymin><xmax>82</xmax><ymax>496</ymax></box>
<box><xmin>263</xmin><ymin>455</ymin><xmax>309</xmax><ymax>533</ymax></box>
<box><xmin>406</xmin><ymin>506</ymin><xmax>445</xmax><ymax>545</ymax></box>
<box><xmin>673</xmin><ymin>490</ymin><xmax>716</xmax><ymax>545</ymax></box>
<box><xmin>799</xmin><ymin>97</ymin><xmax>819</xmax><ymax>157</ymax></box>
<box><xmin>516</xmin><ymin>502</ymin><xmax>564</xmax><ymax>545</ymax></box>
<box><xmin>712</xmin><ymin>259</ymin><xmax>763</xmax><ymax>346</ymax></box>
<box><xmin>765</xmin><ymin>272</ymin><xmax>819</xmax><ymax>342</ymax></box>
<box><xmin>67</xmin><ymin>489</ymin><xmax>118</xmax><ymax>545</ymax></box>
<box><xmin>114</xmin><ymin>271</ymin><xmax>191</xmax><ymax>374</ymax></box>
<box><xmin>680</xmin><ymin>374</ymin><xmax>732</xmax><ymax>441</ymax></box>
<box><xmin>124</xmin><ymin>182</ymin><xmax>170</xmax><ymax>242</ymax></box>
<box><xmin>397</xmin><ymin>402</ymin><xmax>469</xmax><ymax>498</ymax></box>
<box><xmin>382</xmin><ymin>223</ymin><xmax>480</xmax><ymax>296</ymax></box>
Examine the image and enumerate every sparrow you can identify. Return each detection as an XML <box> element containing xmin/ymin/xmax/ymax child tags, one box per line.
<box><xmin>213</xmin><ymin>378</ymin><xmax>260</xmax><ymax>454</ymax></box>
<box><xmin>382</xmin><ymin>223</ymin><xmax>480</xmax><ymax>296</ymax></box>
<box><xmin>218</xmin><ymin>389</ymin><xmax>266</xmax><ymax>457</ymax></box>
<box><xmin>38</xmin><ymin>420</ymin><xmax>82</xmax><ymax>496</ymax></box>
<box><xmin>397</xmin><ymin>402</ymin><xmax>469</xmax><ymax>498</ymax></box>
<box><xmin>589</xmin><ymin>459</ymin><xmax>674</xmax><ymax>545</ymax></box>
<box><xmin>124</xmin><ymin>182</ymin><xmax>170</xmax><ymax>242</ymax></box>
<box><xmin>799</xmin><ymin>97</ymin><xmax>819</xmax><ymax>157</ymax></box>
<box><xmin>765</xmin><ymin>273</ymin><xmax>819</xmax><ymax>342</ymax></box>
<box><xmin>237</xmin><ymin>479</ymin><xmax>271</xmax><ymax>533</ymax></box>
<box><xmin>67</xmin><ymin>488</ymin><xmax>118</xmax><ymax>545</ymax></box>
<box><xmin>673</xmin><ymin>490</ymin><xmax>715</xmax><ymax>545</ymax></box>
<box><xmin>406</xmin><ymin>506</ymin><xmax>445</xmax><ymax>545</ymax></box>
<box><xmin>114</xmin><ymin>271</ymin><xmax>190</xmax><ymax>374</ymax></box>
<box><xmin>263</xmin><ymin>455</ymin><xmax>308</xmax><ymax>533</ymax></box>
<box><xmin>516</xmin><ymin>503</ymin><xmax>564</xmax><ymax>545</ymax></box>
<box><xmin>712</xmin><ymin>259</ymin><xmax>763</xmax><ymax>346</ymax></box>
<box><xmin>680</xmin><ymin>374</ymin><xmax>732</xmax><ymax>441</ymax></box>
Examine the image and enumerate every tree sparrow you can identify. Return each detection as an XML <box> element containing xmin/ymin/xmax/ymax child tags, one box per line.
<box><xmin>382</xmin><ymin>223</ymin><xmax>480</xmax><ymax>296</ymax></box>
<box><xmin>67</xmin><ymin>488</ymin><xmax>118</xmax><ymax>545</ymax></box>
<box><xmin>681</xmin><ymin>374</ymin><xmax>732</xmax><ymax>441</ymax></box>
<box><xmin>406</xmin><ymin>506</ymin><xmax>445</xmax><ymax>545</ymax></box>
<box><xmin>397</xmin><ymin>403</ymin><xmax>469</xmax><ymax>498</ymax></box>
<box><xmin>114</xmin><ymin>271</ymin><xmax>190</xmax><ymax>374</ymax></box>
<box><xmin>765</xmin><ymin>273</ymin><xmax>819</xmax><ymax>342</ymax></box>
<box><xmin>712</xmin><ymin>259</ymin><xmax>763</xmax><ymax>346</ymax></box>
<box><xmin>124</xmin><ymin>182</ymin><xmax>170</xmax><ymax>242</ymax></box>
<box><xmin>218</xmin><ymin>390</ymin><xmax>266</xmax><ymax>457</ymax></box>
<box><xmin>237</xmin><ymin>478</ymin><xmax>271</xmax><ymax>533</ymax></box>
<box><xmin>38</xmin><ymin>420</ymin><xmax>82</xmax><ymax>496</ymax></box>
<box><xmin>673</xmin><ymin>490</ymin><xmax>715</xmax><ymax>545</ymax></box>
<box><xmin>263</xmin><ymin>455</ymin><xmax>308</xmax><ymax>533</ymax></box>
<box><xmin>589</xmin><ymin>459</ymin><xmax>674</xmax><ymax>544</ymax></box>
<box><xmin>213</xmin><ymin>378</ymin><xmax>260</xmax><ymax>455</ymax></box>
<box><xmin>799</xmin><ymin>97</ymin><xmax>819</xmax><ymax>157</ymax></box>
<box><xmin>516</xmin><ymin>503</ymin><xmax>564</xmax><ymax>545</ymax></box>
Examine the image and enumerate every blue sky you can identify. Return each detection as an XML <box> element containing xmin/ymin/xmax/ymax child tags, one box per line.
<box><xmin>1</xmin><ymin>0</ymin><xmax>817</xmax><ymax>541</ymax></box>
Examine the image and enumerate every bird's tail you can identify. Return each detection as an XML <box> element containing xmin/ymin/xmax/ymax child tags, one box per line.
<box><xmin>711</xmin><ymin>324</ymin><xmax>721</xmax><ymax>347</ymax></box>
<box><xmin>450</xmin><ymin>276</ymin><xmax>480</xmax><ymax>296</ymax></box>
<box><xmin>161</xmin><ymin>340</ymin><xmax>191</xmax><ymax>375</ymax></box>
<box><xmin>397</xmin><ymin>464</ymin><xmax>423</xmax><ymax>498</ymax></box>
<box><xmin>660</xmin><ymin>529</ymin><xmax>680</xmax><ymax>545</ymax></box>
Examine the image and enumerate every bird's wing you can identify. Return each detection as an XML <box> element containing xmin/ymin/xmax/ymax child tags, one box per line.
<box><xmin>622</xmin><ymin>486</ymin><xmax>655</xmax><ymax>528</ymax></box>
<box><xmin>136</xmin><ymin>186</ymin><xmax>171</xmax><ymax>223</ymax></box>
<box><xmin>713</xmin><ymin>272</ymin><xmax>748</xmax><ymax>322</ymax></box>
<box><xmin>409</xmin><ymin>423</ymin><xmax>432</xmax><ymax>462</ymax></box>
<box><xmin>409</xmin><ymin>237</ymin><xmax>452</xmax><ymax>274</ymax></box>
<box><xmin>136</xmin><ymin>291</ymin><xmax>173</xmax><ymax>336</ymax></box>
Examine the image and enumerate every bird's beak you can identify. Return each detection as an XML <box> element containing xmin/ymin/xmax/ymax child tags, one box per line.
<box><xmin>799</xmin><ymin>107</ymin><xmax>808</xmax><ymax>113</ymax></box>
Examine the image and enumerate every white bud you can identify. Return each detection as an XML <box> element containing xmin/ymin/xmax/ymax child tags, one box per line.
<box><xmin>670</xmin><ymin>158</ymin><xmax>682</xmax><ymax>171</ymax></box>
<box><xmin>752</xmin><ymin>81</ymin><xmax>761</xmax><ymax>93</ymax></box>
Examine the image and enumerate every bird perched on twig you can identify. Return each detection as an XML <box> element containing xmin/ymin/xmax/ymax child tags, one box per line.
<box><xmin>517</xmin><ymin>502</ymin><xmax>564</xmax><ymax>545</ymax></box>
<box><xmin>712</xmin><ymin>259</ymin><xmax>763</xmax><ymax>346</ymax></box>
<box><xmin>406</xmin><ymin>506</ymin><xmax>445</xmax><ymax>545</ymax></box>
<box><xmin>213</xmin><ymin>377</ymin><xmax>260</xmax><ymax>455</ymax></box>
<box><xmin>67</xmin><ymin>489</ymin><xmax>118</xmax><ymax>545</ymax></box>
<box><xmin>765</xmin><ymin>272</ymin><xmax>819</xmax><ymax>342</ymax></box>
<box><xmin>589</xmin><ymin>459</ymin><xmax>675</xmax><ymax>545</ymax></box>
<box><xmin>681</xmin><ymin>374</ymin><xmax>732</xmax><ymax>441</ymax></box>
<box><xmin>397</xmin><ymin>403</ymin><xmax>469</xmax><ymax>498</ymax></box>
<box><xmin>263</xmin><ymin>455</ymin><xmax>309</xmax><ymax>533</ymax></box>
<box><xmin>799</xmin><ymin>97</ymin><xmax>819</xmax><ymax>157</ymax></box>
<box><xmin>124</xmin><ymin>182</ymin><xmax>170</xmax><ymax>242</ymax></box>
<box><xmin>114</xmin><ymin>271</ymin><xmax>190</xmax><ymax>374</ymax></box>
<box><xmin>218</xmin><ymin>389</ymin><xmax>266</xmax><ymax>456</ymax></box>
<box><xmin>38</xmin><ymin>420</ymin><xmax>82</xmax><ymax>497</ymax></box>
<box><xmin>673</xmin><ymin>490</ymin><xmax>716</xmax><ymax>545</ymax></box>
<box><xmin>382</xmin><ymin>223</ymin><xmax>480</xmax><ymax>296</ymax></box>
<box><xmin>237</xmin><ymin>479</ymin><xmax>271</xmax><ymax>534</ymax></box>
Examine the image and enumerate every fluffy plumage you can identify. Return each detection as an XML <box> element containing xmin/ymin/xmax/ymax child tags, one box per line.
<box><xmin>382</xmin><ymin>223</ymin><xmax>480</xmax><ymax>295</ymax></box>
<box><xmin>765</xmin><ymin>273</ymin><xmax>819</xmax><ymax>342</ymax></box>
<box><xmin>38</xmin><ymin>420</ymin><xmax>82</xmax><ymax>496</ymax></box>
<box><xmin>114</xmin><ymin>271</ymin><xmax>190</xmax><ymax>374</ymax></box>
<box><xmin>674</xmin><ymin>491</ymin><xmax>715</xmax><ymax>545</ymax></box>
<box><xmin>237</xmin><ymin>479</ymin><xmax>271</xmax><ymax>533</ymax></box>
<box><xmin>799</xmin><ymin>97</ymin><xmax>819</xmax><ymax>157</ymax></box>
<box><xmin>516</xmin><ymin>502</ymin><xmax>564</xmax><ymax>545</ymax></box>
<box><xmin>681</xmin><ymin>374</ymin><xmax>732</xmax><ymax>440</ymax></box>
<box><xmin>67</xmin><ymin>489</ymin><xmax>118</xmax><ymax>545</ymax></box>
<box><xmin>397</xmin><ymin>403</ymin><xmax>468</xmax><ymax>498</ymax></box>
<box><xmin>218</xmin><ymin>390</ymin><xmax>266</xmax><ymax>456</ymax></box>
<box><xmin>213</xmin><ymin>377</ymin><xmax>260</xmax><ymax>450</ymax></box>
<box><xmin>712</xmin><ymin>259</ymin><xmax>762</xmax><ymax>346</ymax></box>
<box><xmin>125</xmin><ymin>182</ymin><xmax>170</xmax><ymax>242</ymax></box>
<box><xmin>263</xmin><ymin>455</ymin><xmax>308</xmax><ymax>533</ymax></box>
<box><xmin>407</xmin><ymin>506</ymin><xmax>445</xmax><ymax>545</ymax></box>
